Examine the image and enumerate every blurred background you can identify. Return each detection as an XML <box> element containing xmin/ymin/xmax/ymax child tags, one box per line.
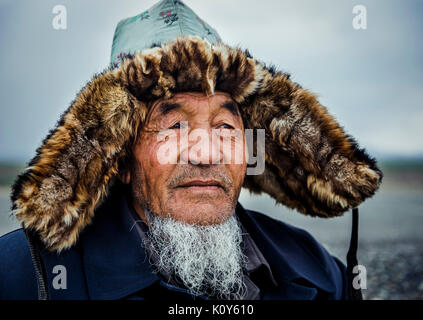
<box><xmin>0</xmin><ymin>0</ymin><xmax>422</xmax><ymax>299</ymax></box>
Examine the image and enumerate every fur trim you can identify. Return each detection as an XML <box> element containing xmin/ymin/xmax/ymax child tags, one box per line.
<box><xmin>11</xmin><ymin>36</ymin><xmax>383</xmax><ymax>252</ymax></box>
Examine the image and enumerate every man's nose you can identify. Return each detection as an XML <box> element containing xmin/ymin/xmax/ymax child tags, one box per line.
<box><xmin>180</xmin><ymin>127</ymin><xmax>223</xmax><ymax>165</ymax></box>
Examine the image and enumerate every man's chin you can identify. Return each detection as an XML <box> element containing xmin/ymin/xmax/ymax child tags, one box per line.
<box><xmin>166</xmin><ymin>202</ymin><xmax>235</xmax><ymax>226</ymax></box>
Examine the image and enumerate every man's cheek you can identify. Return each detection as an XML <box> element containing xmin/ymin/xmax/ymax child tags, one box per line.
<box><xmin>220</xmin><ymin>131</ymin><xmax>247</xmax><ymax>165</ymax></box>
<box><xmin>229</xmin><ymin>163</ymin><xmax>247</xmax><ymax>187</ymax></box>
<box><xmin>155</xmin><ymin>131</ymin><xmax>180</xmax><ymax>165</ymax></box>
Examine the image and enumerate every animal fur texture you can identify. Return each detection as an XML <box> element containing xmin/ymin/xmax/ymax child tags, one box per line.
<box><xmin>11</xmin><ymin>37</ymin><xmax>383</xmax><ymax>252</ymax></box>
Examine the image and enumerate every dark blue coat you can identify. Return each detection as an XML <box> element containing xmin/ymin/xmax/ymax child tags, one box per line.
<box><xmin>0</xmin><ymin>187</ymin><xmax>349</xmax><ymax>300</ymax></box>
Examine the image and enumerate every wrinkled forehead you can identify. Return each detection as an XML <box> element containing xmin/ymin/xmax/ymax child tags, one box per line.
<box><xmin>147</xmin><ymin>91</ymin><xmax>238</xmax><ymax>121</ymax></box>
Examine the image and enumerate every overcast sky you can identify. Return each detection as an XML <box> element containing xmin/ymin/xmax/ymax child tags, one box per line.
<box><xmin>0</xmin><ymin>0</ymin><xmax>422</xmax><ymax>162</ymax></box>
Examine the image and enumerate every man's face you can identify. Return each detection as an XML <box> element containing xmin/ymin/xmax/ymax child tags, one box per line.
<box><xmin>129</xmin><ymin>91</ymin><xmax>248</xmax><ymax>225</ymax></box>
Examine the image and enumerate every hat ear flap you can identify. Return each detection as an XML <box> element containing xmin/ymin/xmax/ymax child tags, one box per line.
<box><xmin>242</xmin><ymin>72</ymin><xmax>383</xmax><ymax>217</ymax></box>
<box><xmin>11</xmin><ymin>71</ymin><xmax>146</xmax><ymax>251</ymax></box>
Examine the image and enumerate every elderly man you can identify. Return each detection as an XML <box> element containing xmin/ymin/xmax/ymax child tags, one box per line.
<box><xmin>0</xmin><ymin>0</ymin><xmax>382</xmax><ymax>300</ymax></box>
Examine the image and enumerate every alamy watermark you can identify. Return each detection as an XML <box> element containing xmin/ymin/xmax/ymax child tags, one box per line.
<box><xmin>352</xmin><ymin>5</ymin><xmax>367</xmax><ymax>30</ymax></box>
<box><xmin>52</xmin><ymin>5</ymin><xmax>67</xmax><ymax>30</ymax></box>
<box><xmin>52</xmin><ymin>265</ymin><xmax>67</xmax><ymax>290</ymax></box>
<box><xmin>155</xmin><ymin>121</ymin><xmax>265</xmax><ymax>176</ymax></box>
<box><xmin>352</xmin><ymin>264</ymin><xmax>367</xmax><ymax>290</ymax></box>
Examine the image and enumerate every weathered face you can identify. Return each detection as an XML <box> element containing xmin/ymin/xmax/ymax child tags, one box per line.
<box><xmin>128</xmin><ymin>91</ymin><xmax>248</xmax><ymax>225</ymax></box>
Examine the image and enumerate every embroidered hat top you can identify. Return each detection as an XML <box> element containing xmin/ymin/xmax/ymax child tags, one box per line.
<box><xmin>110</xmin><ymin>0</ymin><xmax>221</xmax><ymax>66</ymax></box>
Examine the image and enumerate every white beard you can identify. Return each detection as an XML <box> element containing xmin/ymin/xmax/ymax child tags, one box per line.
<box><xmin>143</xmin><ymin>210</ymin><xmax>247</xmax><ymax>300</ymax></box>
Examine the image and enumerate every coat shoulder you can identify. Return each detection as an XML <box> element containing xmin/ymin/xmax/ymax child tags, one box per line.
<box><xmin>0</xmin><ymin>229</ymin><xmax>38</xmax><ymax>299</ymax></box>
<box><xmin>240</xmin><ymin>207</ymin><xmax>348</xmax><ymax>299</ymax></box>
<box><xmin>243</xmin><ymin>207</ymin><xmax>340</xmax><ymax>259</ymax></box>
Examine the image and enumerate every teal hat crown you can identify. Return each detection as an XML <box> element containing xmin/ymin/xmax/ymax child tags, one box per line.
<box><xmin>110</xmin><ymin>0</ymin><xmax>221</xmax><ymax>66</ymax></box>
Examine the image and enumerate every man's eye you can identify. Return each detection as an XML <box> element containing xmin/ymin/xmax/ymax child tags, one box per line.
<box><xmin>169</xmin><ymin>122</ymin><xmax>181</xmax><ymax>129</ymax></box>
<box><xmin>219</xmin><ymin>123</ymin><xmax>234</xmax><ymax>129</ymax></box>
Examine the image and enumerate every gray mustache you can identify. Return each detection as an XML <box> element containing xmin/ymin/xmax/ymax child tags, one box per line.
<box><xmin>167</xmin><ymin>165</ymin><xmax>233</xmax><ymax>191</ymax></box>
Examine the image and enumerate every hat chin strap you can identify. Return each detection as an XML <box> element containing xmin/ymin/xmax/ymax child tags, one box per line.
<box><xmin>346</xmin><ymin>207</ymin><xmax>363</xmax><ymax>300</ymax></box>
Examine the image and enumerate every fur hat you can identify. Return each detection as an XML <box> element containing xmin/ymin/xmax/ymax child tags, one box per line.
<box><xmin>11</xmin><ymin>0</ymin><xmax>383</xmax><ymax>252</ymax></box>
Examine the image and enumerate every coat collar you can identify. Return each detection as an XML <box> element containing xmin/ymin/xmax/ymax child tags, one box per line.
<box><xmin>79</xmin><ymin>184</ymin><xmax>160</xmax><ymax>299</ymax></box>
<box><xmin>235</xmin><ymin>202</ymin><xmax>337</xmax><ymax>296</ymax></box>
<box><xmin>76</xmin><ymin>185</ymin><xmax>336</xmax><ymax>299</ymax></box>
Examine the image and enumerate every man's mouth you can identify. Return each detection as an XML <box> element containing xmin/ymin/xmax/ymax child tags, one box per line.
<box><xmin>176</xmin><ymin>179</ymin><xmax>224</xmax><ymax>191</ymax></box>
